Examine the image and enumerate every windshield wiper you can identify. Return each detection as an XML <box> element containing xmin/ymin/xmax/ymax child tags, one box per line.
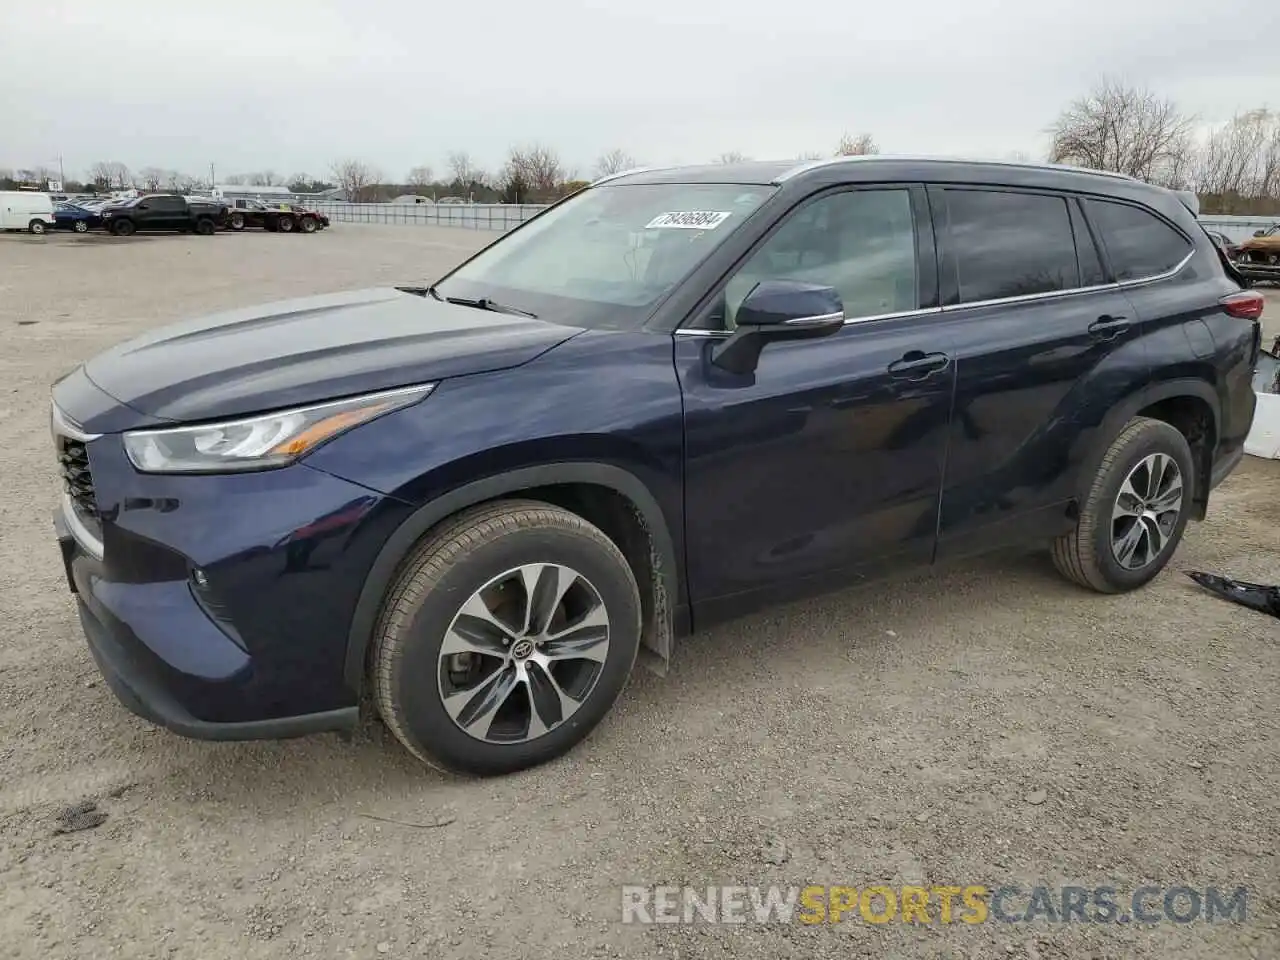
<box><xmin>444</xmin><ymin>295</ymin><xmax>538</xmax><ymax>319</ymax></box>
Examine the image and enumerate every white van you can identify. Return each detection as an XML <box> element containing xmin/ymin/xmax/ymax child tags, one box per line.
<box><xmin>0</xmin><ymin>191</ymin><xmax>57</xmax><ymax>234</ymax></box>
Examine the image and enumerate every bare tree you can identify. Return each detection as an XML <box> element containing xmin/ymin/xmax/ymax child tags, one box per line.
<box><xmin>1047</xmin><ymin>76</ymin><xmax>1195</xmax><ymax>186</ymax></box>
<box><xmin>447</xmin><ymin>151</ymin><xmax>481</xmax><ymax>187</ymax></box>
<box><xmin>593</xmin><ymin>148</ymin><xmax>636</xmax><ymax>178</ymax></box>
<box><xmin>86</xmin><ymin>161</ymin><xmax>132</xmax><ymax>189</ymax></box>
<box><xmin>330</xmin><ymin>159</ymin><xmax>379</xmax><ymax>202</ymax></box>
<box><xmin>715</xmin><ymin>151</ymin><xmax>748</xmax><ymax>164</ymax></box>
<box><xmin>139</xmin><ymin>167</ymin><xmax>166</xmax><ymax>191</ymax></box>
<box><xmin>248</xmin><ymin>170</ymin><xmax>282</xmax><ymax>186</ymax></box>
<box><xmin>224</xmin><ymin>173</ymin><xmax>249</xmax><ymax>186</ymax></box>
<box><xmin>835</xmin><ymin>132</ymin><xmax>878</xmax><ymax>156</ymax></box>
<box><xmin>406</xmin><ymin>165</ymin><xmax>434</xmax><ymax>189</ymax></box>
<box><xmin>15</xmin><ymin>169</ymin><xmax>36</xmax><ymax>183</ymax></box>
<box><xmin>500</xmin><ymin>144</ymin><xmax>566</xmax><ymax>201</ymax></box>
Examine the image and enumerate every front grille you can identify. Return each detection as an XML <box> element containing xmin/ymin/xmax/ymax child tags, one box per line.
<box><xmin>57</xmin><ymin>434</ymin><xmax>100</xmax><ymax>530</ymax></box>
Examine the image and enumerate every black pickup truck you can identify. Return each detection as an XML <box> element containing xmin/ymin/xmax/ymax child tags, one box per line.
<box><xmin>99</xmin><ymin>194</ymin><xmax>229</xmax><ymax>236</ymax></box>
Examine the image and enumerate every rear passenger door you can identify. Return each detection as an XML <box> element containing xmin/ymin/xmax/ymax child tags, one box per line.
<box><xmin>928</xmin><ymin>185</ymin><xmax>1144</xmax><ymax>558</ymax></box>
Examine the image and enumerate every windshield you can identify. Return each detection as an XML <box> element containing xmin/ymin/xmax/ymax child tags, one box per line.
<box><xmin>434</xmin><ymin>182</ymin><xmax>774</xmax><ymax>328</ymax></box>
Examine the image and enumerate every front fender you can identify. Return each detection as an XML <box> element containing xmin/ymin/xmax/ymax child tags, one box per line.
<box><xmin>340</xmin><ymin>461</ymin><xmax>682</xmax><ymax>695</ymax></box>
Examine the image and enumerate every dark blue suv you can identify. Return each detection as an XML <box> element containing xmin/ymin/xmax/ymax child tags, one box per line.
<box><xmin>51</xmin><ymin>157</ymin><xmax>1263</xmax><ymax>775</ymax></box>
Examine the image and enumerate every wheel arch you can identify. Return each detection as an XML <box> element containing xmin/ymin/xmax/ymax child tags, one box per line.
<box><xmin>1084</xmin><ymin>378</ymin><xmax>1220</xmax><ymax>521</ymax></box>
<box><xmin>343</xmin><ymin>462</ymin><xmax>682</xmax><ymax>696</ymax></box>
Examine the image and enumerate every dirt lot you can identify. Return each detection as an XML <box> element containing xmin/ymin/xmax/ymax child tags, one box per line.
<box><xmin>1</xmin><ymin>226</ymin><xmax>1278</xmax><ymax>960</ymax></box>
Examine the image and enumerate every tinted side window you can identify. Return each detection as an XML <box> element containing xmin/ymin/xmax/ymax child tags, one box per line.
<box><xmin>1083</xmin><ymin>198</ymin><xmax>1193</xmax><ymax>282</ymax></box>
<box><xmin>149</xmin><ymin>197</ymin><xmax>183</xmax><ymax>212</ymax></box>
<box><xmin>945</xmin><ymin>189</ymin><xmax>1078</xmax><ymax>303</ymax></box>
<box><xmin>721</xmin><ymin>188</ymin><xmax>918</xmax><ymax>328</ymax></box>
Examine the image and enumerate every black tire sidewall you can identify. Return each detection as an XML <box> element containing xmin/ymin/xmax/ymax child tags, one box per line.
<box><xmin>1086</xmin><ymin>422</ymin><xmax>1195</xmax><ymax>590</ymax></box>
<box><xmin>389</xmin><ymin>524</ymin><xmax>641</xmax><ymax>775</ymax></box>
<box><xmin>113</xmin><ymin>219</ymin><xmax>134</xmax><ymax>236</ymax></box>
<box><xmin>300</xmin><ymin>217</ymin><xmax>316</xmax><ymax>233</ymax></box>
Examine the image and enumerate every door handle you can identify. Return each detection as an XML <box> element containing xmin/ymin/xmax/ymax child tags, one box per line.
<box><xmin>888</xmin><ymin>350</ymin><xmax>950</xmax><ymax>379</ymax></box>
<box><xmin>1088</xmin><ymin>314</ymin><xmax>1130</xmax><ymax>340</ymax></box>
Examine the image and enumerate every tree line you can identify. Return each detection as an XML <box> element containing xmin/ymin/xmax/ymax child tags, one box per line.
<box><xmin>5</xmin><ymin>79</ymin><xmax>1279</xmax><ymax>214</ymax></box>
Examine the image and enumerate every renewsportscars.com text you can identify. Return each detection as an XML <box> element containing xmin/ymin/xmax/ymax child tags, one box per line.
<box><xmin>620</xmin><ymin>884</ymin><xmax>1248</xmax><ymax>925</ymax></box>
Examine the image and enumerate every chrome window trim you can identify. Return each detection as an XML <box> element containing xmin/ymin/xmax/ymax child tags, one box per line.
<box><xmin>674</xmin><ymin>305</ymin><xmax>944</xmax><ymax>337</ymax></box>
<box><xmin>783</xmin><ymin>311</ymin><xmax>844</xmax><ymax>327</ymax></box>
<box><xmin>1114</xmin><ymin>248</ymin><xmax>1196</xmax><ymax>290</ymax></box>
<box><xmin>51</xmin><ymin>402</ymin><xmax>102</xmax><ymax>442</ymax></box>
<box><xmin>61</xmin><ymin>494</ymin><xmax>104</xmax><ymax>561</ymax></box>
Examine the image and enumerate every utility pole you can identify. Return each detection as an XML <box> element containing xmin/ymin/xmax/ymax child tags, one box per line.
<box><xmin>210</xmin><ymin>162</ymin><xmax>216</xmax><ymax>191</ymax></box>
<box><xmin>58</xmin><ymin>154</ymin><xmax>65</xmax><ymax>185</ymax></box>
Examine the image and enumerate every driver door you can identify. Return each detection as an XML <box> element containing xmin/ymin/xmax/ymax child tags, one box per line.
<box><xmin>675</xmin><ymin>184</ymin><xmax>957</xmax><ymax>619</ymax></box>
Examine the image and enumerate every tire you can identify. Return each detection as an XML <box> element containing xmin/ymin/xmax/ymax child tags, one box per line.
<box><xmin>194</xmin><ymin>218</ymin><xmax>215</xmax><ymax>236</ymax></box>
<box><xmin>29</xmin><ymin>220</ymin><xmax>46</xmax><ymax>235</ymax></box>
<box><xmin>73</xmin><ymin>220</ymin><xmax>88</xmax><ymax>233</ymax></box>
<box><xmin>371</xmin><ymin>500</ymin><xmax>643</xmax><ymax>776</ymax></box>
<box><xmin>278</xmin><ymin>215</ymin><xmax>295</xmax><ymax>233</ymax></box>
<box><xmin>229</xmin><ymin>213</ymin><xmax>245</xmax><ymax>231</ymax></box>
<box><xmin>299</xmin><ymin>216</ymin><xmax>317</xmax><ymax>234</ymax></box>
<box><xmin>111</xmin><ymin>219</ymin><xmax>135</xmax><ymax>237</ymax></box>
<box><xmin>1051</xmin><ymin>416</ymin><xmax>1195</xmax><ymax>593</ymax></box>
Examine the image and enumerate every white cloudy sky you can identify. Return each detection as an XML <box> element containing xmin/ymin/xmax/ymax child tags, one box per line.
<box><xmin>1</xmin><ymin>0</ymin><xmax>1268</xmax><ymax>183</ymax></box>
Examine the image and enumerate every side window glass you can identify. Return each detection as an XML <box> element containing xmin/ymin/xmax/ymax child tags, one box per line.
<box><xmin>721</xmin><ymin>189</ymin><xmax>917</xmax><ymax>328</ymax></box>
<box><xmin>1083</xmin><ymin>198</ymin><xmax>1193</xmax><ymax>282</ymax></box>
<box><xmin>1069</xmin><ymin>200</ymin><xmax>1106</xmax><ymax>287</ymax></box>
<box><xmin>946</xmin><ymin>189</ymin><xmax>1078</xmax><ymax>303</ymax></box>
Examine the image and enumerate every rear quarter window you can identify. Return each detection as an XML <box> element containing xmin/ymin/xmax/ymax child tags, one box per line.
<box><xmin>1082</xmin><ymin>198</ymin><xmax>1193</xmax><ymax>282</ymax></box>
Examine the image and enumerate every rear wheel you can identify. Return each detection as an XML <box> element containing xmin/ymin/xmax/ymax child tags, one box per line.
<box><xmin>28</xmin><ymin>220</ymin><xmax>46</xmax><ymax>235</ymax></box>
<box><xmin>228</xmin><ymin>213</ymin><xmax>246</xmax><ymax>231</ymax></box>
<box><xmin>111</xmin><ymin>219</ymin><xmax>135</xmax><ymax>237</ymax></box>
<box><xmin>1051</xmin><ymin>416</ymin><xmax>1195</xmax><ymax>593</ymax></box>
<box><xmin>278</xmin><ymin>215</ymin><xmax>295</xmax><ymax>233</ymax></box>
<box><xmin>371</xmin><ymin>500</ymin><xmax>643</xmax><ymax>776</ymax></box>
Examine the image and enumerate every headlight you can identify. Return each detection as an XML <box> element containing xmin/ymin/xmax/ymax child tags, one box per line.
<box><xmin>123</xmin><ymin>383</ymin><xmax>435</xmax><ymax>473</ymax></box>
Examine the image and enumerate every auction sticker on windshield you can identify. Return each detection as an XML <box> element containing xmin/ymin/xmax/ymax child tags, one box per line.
<box><xmin>645</xmin><ymin>211</ymin><xmax>732</xmax><ymax>230</ymax></box>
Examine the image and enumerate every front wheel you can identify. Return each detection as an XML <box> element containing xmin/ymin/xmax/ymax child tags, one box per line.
<box><xmin>1051</xmin><ymin>416</ymin><xmax>1195</xmax><ymax>593</ymax></box>
<box><xmin>299</xmin><ymin>216</ymin><xmax>317</xmax><ymax>234</ymax></box>
<box><xmin>278</xmin><ymin>215</ymin><xmax>295</xmax><ymax>233</ymax></box>
<box><xmin>73</xmin><ymin>220</ymin><xmax>89</xmax><ymax>233</ymax></box>
<box><xmin>371</xmin><ymin>500</ymin><xmax>643</xmax><ymax>776</ymax></box>
<box><xmin>229</xmin><ymin>213</ymin><xmax>245</xmax><ymax>231</ymax></box>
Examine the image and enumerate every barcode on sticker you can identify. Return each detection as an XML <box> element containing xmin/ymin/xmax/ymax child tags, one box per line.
<box><xmin>644</xmin><ymin>211</ymin><xmax>732</xmax><ymax>230</ymax></box>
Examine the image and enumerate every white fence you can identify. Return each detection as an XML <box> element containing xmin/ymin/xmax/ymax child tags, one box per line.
<box><xmin>1196</xmin><ymin>215</ymin><xmax>1277</xmax><ymax>243</ymax></box>
<box><xmin>309</xmin><ymin>202</ymin><xmax>546</xmax><ymax>231</ymax></box>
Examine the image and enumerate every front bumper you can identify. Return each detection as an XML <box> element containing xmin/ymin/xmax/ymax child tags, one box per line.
<box><xmin>48</xmin><ymin>397</ymin><xmax>415</xmax><ymax>740</ymax></box>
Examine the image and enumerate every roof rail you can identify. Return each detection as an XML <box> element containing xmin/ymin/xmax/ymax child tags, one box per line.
<box><xmin>772</xmin><ymin>154</ymin><xmax>1138</xmax><ymax>184</ymax></box>
<box><xmin>590</xmin><ymin>166</ymin><xmax>663</xmax><ymax>186</ymax></box>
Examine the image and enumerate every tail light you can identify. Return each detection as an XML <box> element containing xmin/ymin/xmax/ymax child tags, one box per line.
<box><xmin>1219</xmin><ymin>291</ymin><xmax>1265</xmax><ymax>320</ymax></box>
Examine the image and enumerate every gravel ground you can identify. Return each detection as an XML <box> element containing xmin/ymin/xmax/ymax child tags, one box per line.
<box><xmin>1</xmin><ymin>226</ymin><xmax>1278</xmax><ymax>960</ymax></box>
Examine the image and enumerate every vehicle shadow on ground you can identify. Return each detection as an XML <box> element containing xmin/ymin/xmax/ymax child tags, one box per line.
<box><xmin>132</xmin><ymin>546</ymin><xmax>1086</xmax><ymax>807</ymax></box>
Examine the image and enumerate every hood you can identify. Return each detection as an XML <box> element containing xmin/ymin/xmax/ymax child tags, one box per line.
<box><xmin>84</xmin><ymin>286</ymin><xmax>583</xmax><ymax>422</ymax></box>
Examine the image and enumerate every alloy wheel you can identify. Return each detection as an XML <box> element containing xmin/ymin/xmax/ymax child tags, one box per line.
<box><xmin>437</xmin><ymin>563</ymin><xmax>611</xmax><ymax>744</ymax></box>
<box><xmin>1111</xmin><ymin>453</ymin><xmax>1184</xmax><ymax>570</ymax></box>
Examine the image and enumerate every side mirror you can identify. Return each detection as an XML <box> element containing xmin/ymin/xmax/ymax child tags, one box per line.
<box><xmin>711</xmin><ymin>279</ymin><xmax>844</xmax><ymax>374</ymax></box>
